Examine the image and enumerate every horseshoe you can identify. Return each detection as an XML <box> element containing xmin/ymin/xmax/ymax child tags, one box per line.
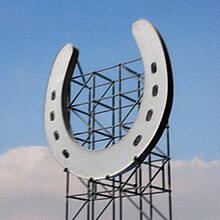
<box><xmin>44</xmin><ymin>19</ymin><xmax>173</xmax><ymax>180</ymax></box>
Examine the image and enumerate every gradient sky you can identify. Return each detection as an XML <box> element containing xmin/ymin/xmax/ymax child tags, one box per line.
<box><xmin>1</xmin><ymin>0</ymin><xmax>220</xmax><ymax>161</ymax></box>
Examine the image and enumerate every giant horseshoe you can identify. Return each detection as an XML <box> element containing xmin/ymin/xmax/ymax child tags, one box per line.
<box><xmin>44</xmin><ymin>19</ymin><xmax>173</xmax><ymax>180</ymax></box>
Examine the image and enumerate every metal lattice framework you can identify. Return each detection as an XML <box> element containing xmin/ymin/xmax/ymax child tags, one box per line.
<box><xmin>64</xmin><ymin>59</ymin><xmax>172</xmax><ymax>220</ymax></box>
<box><xmin>69</xmin><ymin>58</ymin><xmax>143</xmax><ymax>150</ymax></box>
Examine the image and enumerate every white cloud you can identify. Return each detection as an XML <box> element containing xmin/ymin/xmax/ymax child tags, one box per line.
<box><xmin>0</xmin><ymin>146</ymin><xmax>65</xmax><ymax>220</ymax></box>
<box><xmin>172</xmin><ymin>157</ymin><xmax>220</xmax><ymax>220</ymax></box>
<box><xmin>0</xmin><ymin>147</ymin><xmax>219</xmax><ymax>220</ymax></box>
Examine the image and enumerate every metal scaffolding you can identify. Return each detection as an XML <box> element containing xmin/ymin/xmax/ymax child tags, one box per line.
<box><xmin>64</xmin><ymin>58</ymin><xmax>172</xmax><ymax>220</ymax></box>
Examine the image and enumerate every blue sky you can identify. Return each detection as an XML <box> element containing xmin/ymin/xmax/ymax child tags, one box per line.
<box><xmin>1</xmin><ymin>0</ymin><xmax>220</xmax><ymax>161</ymax></box>
<box><xmin>0</xmin><ymin>2</ymin><xmax>220</xmax><ymax>220</ymax></box>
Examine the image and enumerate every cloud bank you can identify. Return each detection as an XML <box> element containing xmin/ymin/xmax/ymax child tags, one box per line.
<box><xmin>0</xmin><ymin>146</ymin><xmax>219</xmax><ymax>220</ymax></box>
<box><xmin>0</xmin><ymin>146</ymin><xmax>64</xmax><ymax>220</ymax></box>
<box><xmin>172</xmin><ymin>157</ymin><xmax>220</xmax><ymax>219</ymax></box>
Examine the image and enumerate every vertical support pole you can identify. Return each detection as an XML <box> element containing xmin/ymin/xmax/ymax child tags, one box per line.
<box><xmin>64</xmin><ymin>168</ymin><xmax>69</xmax><ymax>220</ymax></box>
<box><xmin>87</xmin><ymin>76</ymin><xmax>93</xmax><ymax>219</ymax></box>
<box><xmin>92</xmin><ymin>72</ymin><xmax>96</xmax><ymax>150</ymax></box>
<box><xmin>161</xmin><ymin>151</ymin><xmax>165</xmax><ymax>194</ymax></box>
<box><xmin>118</xmin><ymin>64</ymin><xmax>123</xmax><ymax>220</ymax></box>
<box><xmin>137</xmin><ymin>72</ymin><xmax>141</xmax><ymax>108</ymax></box>
<box><xmin>139</xmin><ymin>167</ymin><xmax>143</xmax><ymax>220</ymax></box>
<box><xmin>166</xmin><ymin>125</ymin><xmax>173</xmax><ymax>220</ymax></box>
<box><xmin>67</xmin><ymin>82</ymin><xmax>71</xmax><ymax>129</ymax></box>
<box><xmin>112</xmin><ymin>178</ymin><xmax>116</xmax><ymax>220</ymax></box>
<box><xmin>91</xmin><ymin>180</ymin><xmax>96</xmax><ymax>220</ymax></box>
<box><xmin>138</xmin><ymin>70</ymin><xmax>143</xmax><ymax>220</ymax></box>
<box><xmin>149</xmin><ymin>154</ymin><xmax>153</xmax><ymax>219</ymax></box>
<box><xmin>88</xmin><ymin>88</ymin><xmax>92</xmax><ymax>150</ymax></box>
<box><xmin>112</xmin><ymin>81</ymin><xmax>116</xmax><ymax>220</ymax></box>
<box><xmin>112</xmin><ymin>81</ymin><xmax>115</xmax><ymax>143</ymax></box>
<box><xmin>135</xmin><ymin>166</ymin><xmax>138</xmax><ymax>200</ymax></box>
<box><xmin>119</xmin><ymin>175</ymin><xmax>123</xmax><ymax>220</ymax></box>
<box><xmin>118</xmin><ymin>64</ymin><xmax>122</xmax><ymax>140</ymax></box>
<box><xmin>87</xmin><ymin>179</ymin><xmax>91</xmax><ymax>220</ymax></box>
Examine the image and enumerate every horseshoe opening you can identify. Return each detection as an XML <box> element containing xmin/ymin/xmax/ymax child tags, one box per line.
<box><xmin>67</xmin><ymin>59</ymin><xmax>144</xmax><ymax>150</ymax></box>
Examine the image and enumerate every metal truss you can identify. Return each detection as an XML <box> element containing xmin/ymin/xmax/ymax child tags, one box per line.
<box><xmin>64</xmin><ymin>59</ymin><xmax>172</xmax><ymax>220</ymax></box>
<box><xmin>68</xmin><ymin>58</ymin><xmax>143</xmax><ymax>150</ymax></box>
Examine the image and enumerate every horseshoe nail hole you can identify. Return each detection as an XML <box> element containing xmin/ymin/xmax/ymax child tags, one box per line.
<box><xmin>51</xmin><ymin>90</ymin><xmax>56</xmax><ymax>101</ymax></box>
<box><xmin>53</xmin><ymin>131</ymin><xmax>60</xmax><ymax>140</ymax></box>
<box><xmin>151</xmin><ymin>62</ymin><xmax>157</xmax><ymax>73</ymax></box>
<box><xmin>133</xmin><ymin>135</ymin><xmax>142</xmax><ymax>146</ymax></box>
<box><xmin>146</xmin><ymin>109</ymin><xmax>153</xmax><ymax>121</ymax></box>
<box><xmin>152</xmin><ymin>85</ymin><xmax>158</xmax><ymax>97</ymax></box>
<box><xmin>62</xmin><ymin>149</ymin><xmax>70</xmax><ymax>158</ymax></box>
<box><xmin>50</xmin><ymin>111</ymin><xmax>55</xmax><ymax>121</ymax></box>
